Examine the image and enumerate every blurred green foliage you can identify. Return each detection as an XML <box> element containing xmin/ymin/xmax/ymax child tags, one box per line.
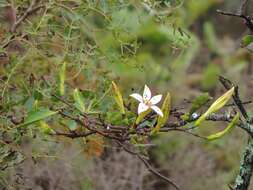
<box><xmin>0</xmin><ymin>0</ymin><xmax>253</xmax><ymax>189</ymax></box>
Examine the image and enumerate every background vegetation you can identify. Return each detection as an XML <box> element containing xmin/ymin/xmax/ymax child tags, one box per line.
<box><xmin>0</xmin><ymin>0</ymin><xmax>253</xmax><ymax>189</ymax></box>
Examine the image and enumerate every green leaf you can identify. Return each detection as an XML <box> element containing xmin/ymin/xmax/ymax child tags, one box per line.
<box><xmin>111</xmin><ymin>81</ymin><xmax>125</xmax><ymax>114</ymax></box>
<box><xmin>204</xmin><ymin>22</ymin><xmax>219</xmax><ymax>53</ymax></box>
<box><xmin>22</xmin><ymin>108</ymin><xmax>58</xmax><ymax>126</ymax></box>
<box><xmin>189</xmin><ymin>93</ymin><xmax>211</xmax><ymax>114</ymax></box>
<box><xmin>135</xmin><ymin>109</ymin><xmax>151</xmax><ymax>125</ymax></box>
<box><xmin>73</xmin><ymin>88</ymin><xmax>86</xmax><ymax>112</ymax></box>
<box><xmin>195</xmin><ymin>87</ymin><xmax>234</xmax><ymax>126</ymax></box>
<box><xmin>207</xmin><ymin>113</ymin><xmax>240</xmax><ymax>140</ymax></box>
<box><xmin>58</xmin><ymin>62</ymin><xmax>66</xmax><ymax>96</ymax></box>
<box><xmin>33</xmin><ymin>90</ymin><xmax>43</xmax><ymax>101</ymax></box>
<box><xmin>33</xmin><ymin>100</ymin><xmax>39</xmax><ymax>110</ymax></box>
<box><xmin>67</xmin><ymin>120</ymin><xmax>78</xmax><ymax>131</ymax></box>
<box><xmin>153</xmin><ymin>92</ymin><xmax>171</xmax><ymax>134</ymax></box>
<box><xmin>201</xmin><ymin>64</ymin><xmax>221</xmax><ymax>90</ymax></box>
<box><xmin>106</xmin><ymin>111</ymin><xmax>128</xmax><ymax>125</ymax></box>
<box><xmin>241</xmin><ymin>35</ymin><xmax>253</xmax><ymax>47</ymax></box>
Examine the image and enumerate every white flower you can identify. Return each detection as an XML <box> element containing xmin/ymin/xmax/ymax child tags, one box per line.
<box><xmin>130</xmin><ymin>85</ymin><xmax>163</xmax><ymax>117</ymax></box>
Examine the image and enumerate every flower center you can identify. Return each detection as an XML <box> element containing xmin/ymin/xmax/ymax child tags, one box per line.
<box><xmin>144</xmin><ymin>100</ymin><xmax>152</xmax><ymax>107</ymax></box>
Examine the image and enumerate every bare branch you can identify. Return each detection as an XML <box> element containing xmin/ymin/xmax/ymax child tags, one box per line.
<box><xmin>159</xmin><ymin>128</ymin><xmax>207</xmax><ymax>139</ymax></box>
<box><xmin>11</xmin><ymin>0</ymin><xmax>45</xmax><ymax>32</ymax></box>
<box><xmin>57</xmin><ymin>110</ymin><xmax>127</xmax><ymax>141</ymax></box>
<box><xmin>116</xmin><ymin>141</ymin><xmax>180</xmax><ymax>190</ymax></box>
<box><xmin>217</xmin><ymin>6</ymin><xmax>253</xmax><ymax>32</ymax></box>
<box><xmin>53</xmin><ymin>131</ymin><xmax>96</xmax><ymax>138</ymax></box>
<box><xmin>219</xmin><ymin>76</ymin><xmax>249</xmax><ymax>120</ymax></box>
<box><xmin>239</xmin><ymin>0</ymin><xmax>249</xmax><ymax>14</ymax></box>
<box><xmin>217</xmin><ymin>10</ymin><xmax>243</xmax><ymax>18</ymax></box>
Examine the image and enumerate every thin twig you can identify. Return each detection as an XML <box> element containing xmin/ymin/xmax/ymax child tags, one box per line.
<box><xmin>53</xmin><ymin>131</ymin><xmax>96</xmax><ymax>138</ymax></box>
<box><xmin>51</xmin><ymin>93</ymin><xmax>88</xmax><ymax>118</ymax></box>
<box><xmin>217</xmin><ymin>9</ymin><xmax>245</xmax><ymax>18</ymax></box>
<box><xmin>217</xmin><ymin>8</ymin><xmax>253</xmax><ymax>32</ymax></box>
<box><xmin>219</xmin><ymin>76</ymin><xmax>249</xmax><ymax>120</ymax></box>
<box><xmin>57</xmin><ymin>110</ymin><xmax>126</xmax><ymax>141</ymax></box>
<box><xmin>116</xmin><ymin>141</ymin><xmax>180</xmax><ymax>190</ymax></box>
<box><xmin>11</xmin><ymin>0</ymin><xmax>45</xmax><ymax>32</ymax></box>
<box><xmin>225</xmin><ymin>100</ymin><xmax>252</xmax><ymax>107</ymax></box>
<box><xmin>239</xmin><ymin>0</ymin><xmax>249</xmax><ymax>14</ymax></box>
<box><xmin>160</xmin><ymin>128</ymin><xmax>207</xmax><ymax>140</ymax></box>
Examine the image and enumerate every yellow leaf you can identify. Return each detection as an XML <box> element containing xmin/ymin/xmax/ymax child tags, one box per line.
<box><xmin>153</xmin><ymin>92</ymin><xmax>171</xmax><ymax>133</ymax></box>
<box><xmin>112</xmin><ymin>81</ymin><xmax>125</xmax><ymax>114</ymax></box>
<box><xmin>73</xmin><ymin>88</ymin><xmax>85</xmax><ymax>112</ymax></box>
<box><xmin>39</xmin><ymin>121</ymin><xmax>55</xmax><ymax>135</ymax></box>
<box><xmin>58</xmin><ymin>62</ymin><xmax>66</xmax><ymax>96</ymax></box>
<box><xmin>207</xmin><ymin>113</ymin><xmax>240</xmax><ymax>140</ymax></box>
<box><xmin>195</xmin><ymin>87</ymin><xmax>234</xmax><ymax>126</ymax></box>
<box><xmin>33</xmin><ymin>100</ymin><xmax>39</xmax><ymax>110</ymax></box>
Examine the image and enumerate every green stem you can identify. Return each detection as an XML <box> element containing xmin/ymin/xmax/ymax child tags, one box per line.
<box><xmin>234</xmin><ymin>136</ymin><xmax>253</xmax><ymax>190</ymax></box>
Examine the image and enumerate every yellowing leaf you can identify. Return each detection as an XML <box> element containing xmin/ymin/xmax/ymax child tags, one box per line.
<box><xmin>73</xmin><ymin>88</ymin><xmax>85</xmax><ymax>112</ymax></box>
<box><xmin>135</xmin><ymin>109</ymin><xmax>151</xmax><ymax>124</ymax></box>
<box><xmin>207</xmin><ymin>113</ymin><xmax>240</xmax><ymax>140</ymax></box>
<box><xmin>58</xmin><ymin>62</ymin><xmax>66</xmax><ymax>96</ymax></box>
<box><xmin>33</xmin><ymin>100</ymin><xmax>39</xmax><ymax>110</ymax></box>
<box><xmin>39</xmin><ymin>121</ymin><xmax>55</xmax><ymax>135</ymax></box>
<box><xmin>84</xmin><ymin>135</ymin><xmax>104</xmax><ymax>158</ymax></box>
<box><xmin>112</xmin><ymin>81</ymin><xmax>125</xmax><ymax>114</ymax></box>
<box><xmin>195</xmin><ymin>87</ymin><xmax>234</xmax><ymax>126</ymax></box>
<box><xmin>153</xmin><ymin>92</ymin><xmax>171</xmax><ymax>133</ymax></box>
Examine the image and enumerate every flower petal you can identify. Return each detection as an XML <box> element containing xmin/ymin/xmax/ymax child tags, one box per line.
<box><xmin>151</xmin><ymin>106</ymin><xmax>163</xmax><ymax>117</ymax></box>
<box><xmin>130</xmin><ymin>93</ymin><xmax>143</xmax><ymax>102</ymax></box>
<box><xmin>143</xmin><ymin>85</ymin><xmax>151</xmax><ymax>101</ymax></box>
<box><xmin>150</xmin><ymin>94</ymin><xmax>162</xmax><ymax>105</ymax></box>
<box><xmin>138</xmin><ymin>103</ymin><xmax>149</xmax><ymax>114</ymax></box>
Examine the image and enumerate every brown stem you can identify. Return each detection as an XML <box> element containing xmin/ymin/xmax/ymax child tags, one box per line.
<box><xmin>219</xmin><ymin>76</ymin><xmax>249</xmax><ymax>120</ymax></box>
<box><xmin>116</xmin><ymin>141</ymin><xmax>180</xmax><ymax>190</ymax></box>
<box><xmin>11</xmin><ymin>0</ymin><xmax>45</xmax><ymax>32</ymax></box>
